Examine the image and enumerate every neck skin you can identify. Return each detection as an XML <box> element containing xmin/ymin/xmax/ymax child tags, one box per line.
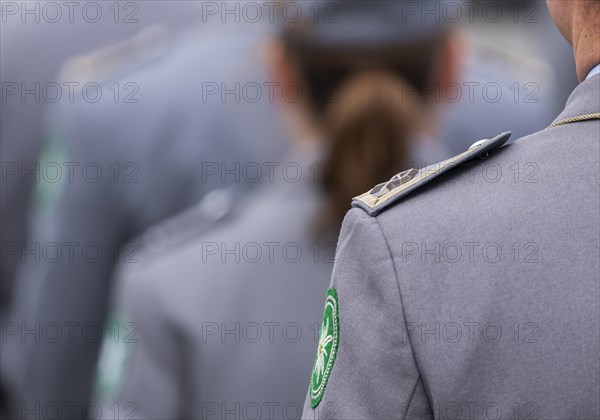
<box><xmin>571</xmin><ymin>11</ymin><xmax>600</xmax><ymax>81</ymax></box>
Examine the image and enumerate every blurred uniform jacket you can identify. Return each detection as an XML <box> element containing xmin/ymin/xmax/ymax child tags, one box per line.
<box><xmin>0</xmin><ymin>0</ymin><xmax>201</xmax><ymax>328</ymax></box>
<box><xmin>95</xmin><ymin>154</ymin><xmax>332</xmax><ymax>419</ymax></box>
<box><xmin>0</xmin><ymin>1</ymin><xmax>202</xmax><ymax>412</ymax></box>
<box><xmin>439</xmin><ymin>3</ymin><xmax>577</xmax><ymax>155</ymax></box>
<box><xmin>302</xmin><ymin>75</ymin><xmax>600</xmax><ymax>419</ymax></box>
<box><xmin>2</xmin><ymin>19</ymin><xmax>288</xmax><ymax>419</ymax></box>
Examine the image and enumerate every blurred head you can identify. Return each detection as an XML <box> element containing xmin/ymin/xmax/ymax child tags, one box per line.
<box><xmin>267</xmin><ymin>0</ymin><xmax>462</xmax><ymax>230</ymax></box>
<box><xmin>546</xmin><ymin>0</ymin><xmax>600</xmax><ymax>81</ymax></box>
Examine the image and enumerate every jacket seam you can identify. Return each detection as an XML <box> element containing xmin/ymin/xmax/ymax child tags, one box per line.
<box><xmin>373</xmin><ymin>215</ymin><xmax>430</xmax><ymax>419</ymax></box>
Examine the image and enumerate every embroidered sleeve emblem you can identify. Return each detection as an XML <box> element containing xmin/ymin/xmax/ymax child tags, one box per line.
<box><xmin>310</xmin><ymin>288</ymin><xmax>339</xmax><ymax>408</ymax></box>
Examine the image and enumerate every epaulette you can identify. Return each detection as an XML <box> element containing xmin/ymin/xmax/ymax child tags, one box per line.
<box><xmin>353</xmin><ymin>132</ymin><xmax>512</xmax><ymax>216</ymax></box>
<box><xmin>59</xmin><ymin>24</ymin><xmax>170</xmax><ymax>85</ymax></box>
<box><xmin>135</xmin><ymin>188</ymin><xmax>239</xmax><ymax>257</ymax></box>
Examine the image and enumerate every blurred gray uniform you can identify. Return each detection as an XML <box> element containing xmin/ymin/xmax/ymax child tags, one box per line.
<box><xmin>95</xmin><ymin>151</ymin><xmax>332</xmax><ymax>419</ymax></box>
<box><xmin>439</xmin><ymin>1</ymin><xmax>577</xmax><ymax>155</ymax></box>
<box><xmin>0</xmin><ymin>0</ymin><xmax>201</xmax><ymax>328</ymax></box>
<box><xmin>302</xmin><ymin>75</ymin><xmax>600</xmax><ymax>418</ymax></box>
<box><xmin>0</xmin><ymin>0</ymin><xmax>201</xmax><ymax>411</ymax></box>
<box><xmin>2</xmin><ymin>18</ymin><xmax>288</xmax><ymax>419</ymax></box>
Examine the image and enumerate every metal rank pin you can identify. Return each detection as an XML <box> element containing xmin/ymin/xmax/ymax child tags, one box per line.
<box><xmin>469</xmin><ymin>139</ymin><xmax>490</xmax><ymax>159</ymax></box>
<box><xmin>370</xmin><ymin>169</ymin><xmax>419</xmax><ymax>198</ymax></box>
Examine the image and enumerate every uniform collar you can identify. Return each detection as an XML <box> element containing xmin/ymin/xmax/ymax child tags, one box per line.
<box><xmin>585</xmin><ymin>63</ymin><xmax>600</xmax><ymax>81</ymax></box>
<box><xmin>551</xmin><ymin>72</ymin><xmax>600</xmax><ymax>126</ymax></box>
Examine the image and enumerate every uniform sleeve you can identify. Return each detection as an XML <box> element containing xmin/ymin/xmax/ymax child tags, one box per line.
<box><xmin>2</xmin><ymin>107</ymin><xmax>128</xmax><ymax>418</ymax></box>
<box><xmin>95</xmin><ymin>266</ymin><xmax>184</xmax><ymax>420</ymax></box>
<box><xmin>302</xmin><ymin>208</ymin><xmax>428</xmax><ymax>420</ymax></box>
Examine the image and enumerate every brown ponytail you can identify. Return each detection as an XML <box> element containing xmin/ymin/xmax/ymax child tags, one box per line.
<box><xmin>319</xmin><ymin>70</ymin><xmax>422</xmax><ymax>229</ymax></box>
<box><xmin>283</xmin><ymin>30</ymin><xmax>446</xmax><ymax>233</ymax></box>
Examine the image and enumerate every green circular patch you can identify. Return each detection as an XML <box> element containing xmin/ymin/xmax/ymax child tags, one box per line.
<box><xmin>94</xmin><ymin>310</ymin><xmax>132</xmax><ymax>401</ymax></box>
<box><xmin>310</xmin><ymin>288</ymin><xmax>339</xmax><ymax>408</ymax></box>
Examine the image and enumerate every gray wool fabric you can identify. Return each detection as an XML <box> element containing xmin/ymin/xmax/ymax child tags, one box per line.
<box><xmin>303</xmin><ymin>75</ymin><xmax>600</xmax><ymax>419</ymax></box>
<box><xmin>2</xmin><ymin>21</ymin><xmax>288</xmax><ymax>418</ymax></box>
<box><xmin>95</xmin><ymin>174</ymin><xmax>334</xmax><ymax>419</ymax></box>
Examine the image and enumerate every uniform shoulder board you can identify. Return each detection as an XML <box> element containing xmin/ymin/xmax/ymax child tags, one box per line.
<box><xmin>60</xmin><ymin>24</ymin><xmax>170</xmax><ymax>85</ymax></box>
<box><xmin>353</xmin><ymin>132</ymin><xmax>512</xmax><ymax>216</ymax></box>
<box><xmin>135</xmin><ymin>188</ymin><xmax>239</xmax><ymax>259</ymax></box>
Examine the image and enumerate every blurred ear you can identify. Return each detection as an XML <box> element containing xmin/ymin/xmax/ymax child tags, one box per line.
<box><xmin>419</xmin><ymin>30</ymin><xmax>465</xmax><ymax>138</ymax></box>
<box><xmin>260</xmin><ymin>38</ymin><xmax>320</xmax><ymax>144</ymax></box>
<box><xmin>435</xmin><ymin>30</ymin><xmax>466</xmax><ymax>98</ymax></box>
<box><xmin>260</xmin><ymin>38</ymin><xmax>301</xmax><ymax>103</ymax></box>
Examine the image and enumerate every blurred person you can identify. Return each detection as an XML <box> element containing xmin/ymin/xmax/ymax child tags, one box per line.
<box><xmin>93</xmin><ymin>1</ymin><xmax>466</xmax><ymax>419</ymax></box>
<box><xmin>302</xmin><ymin>1</ymin><xmax>599</xmax><ymax>419</ymax></box>
<box><xmin>1</xmin><ymin>16</ymin><xmax>289</xmax><ymax>420</ymax></box>
<box><xmin>440</xmin><ymin>0</ymin><xmax>579</xmax><ymax>154</ymax></box>
<box><xmin>0</xmin><ymin>0</ymin><xmax>201</xmax><ymax>336</ymax></box>
<box><xmin>0</xmin><ymin>0</ymin><xmax>202</xmax><ymax>412</ymax></box>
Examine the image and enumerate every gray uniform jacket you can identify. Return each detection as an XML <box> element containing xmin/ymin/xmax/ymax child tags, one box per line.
<box><xmin>303</xmin><ymin>75</ymin><xmax>600</xmax><ymax>419</ymax></box>
<box><xmin>0</xmin><ymin>2</ymin><xmax>201</xmax><ymax>412</ymax></box>
<box><xmin>0</xmin><ymin>0</ymin><xmax>201</xmax><ymax>326</ymax></box>
<box><xmin>97</xmin><ymin>165</ymin><xmax>333</xmax><ymax>419</ymax></box>
<box><xmin>2</xmin><ymin>21</ymin><xmax>288</xmax><ymax>419</ymax></box>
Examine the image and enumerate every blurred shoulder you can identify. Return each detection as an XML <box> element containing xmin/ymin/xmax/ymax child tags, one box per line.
<box><xmin>113</xmin><ymin>180</ymin><xmax>323</xmax><ymax>296</ymax></box>
<box><xmin>54</xmin><ymin>22</ymin><xmax>274</xmax><ymax>155</ymax></box>
<box><xmin>51</xmin><ymin>23</ymin><xmax>178</xmax><ymax>155</ymax></box>
<box><xmin>113</xmin><ymin>187</ymin><xmax>244</xmax><ymax>289</ymax></box>
<box><xmin>60</xmin><ymin>21</ymin><xmax>271</xmax><ymax>119</ymax></box>
<box><xmin>60</xmin><ymin>24</ymin><xmax>172</xmax><ymax>88</ymax></box>
<box><xmin>110</xmin><ymin>184</ymin><xmax>279</xmax><ymax>290</ymax></box>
